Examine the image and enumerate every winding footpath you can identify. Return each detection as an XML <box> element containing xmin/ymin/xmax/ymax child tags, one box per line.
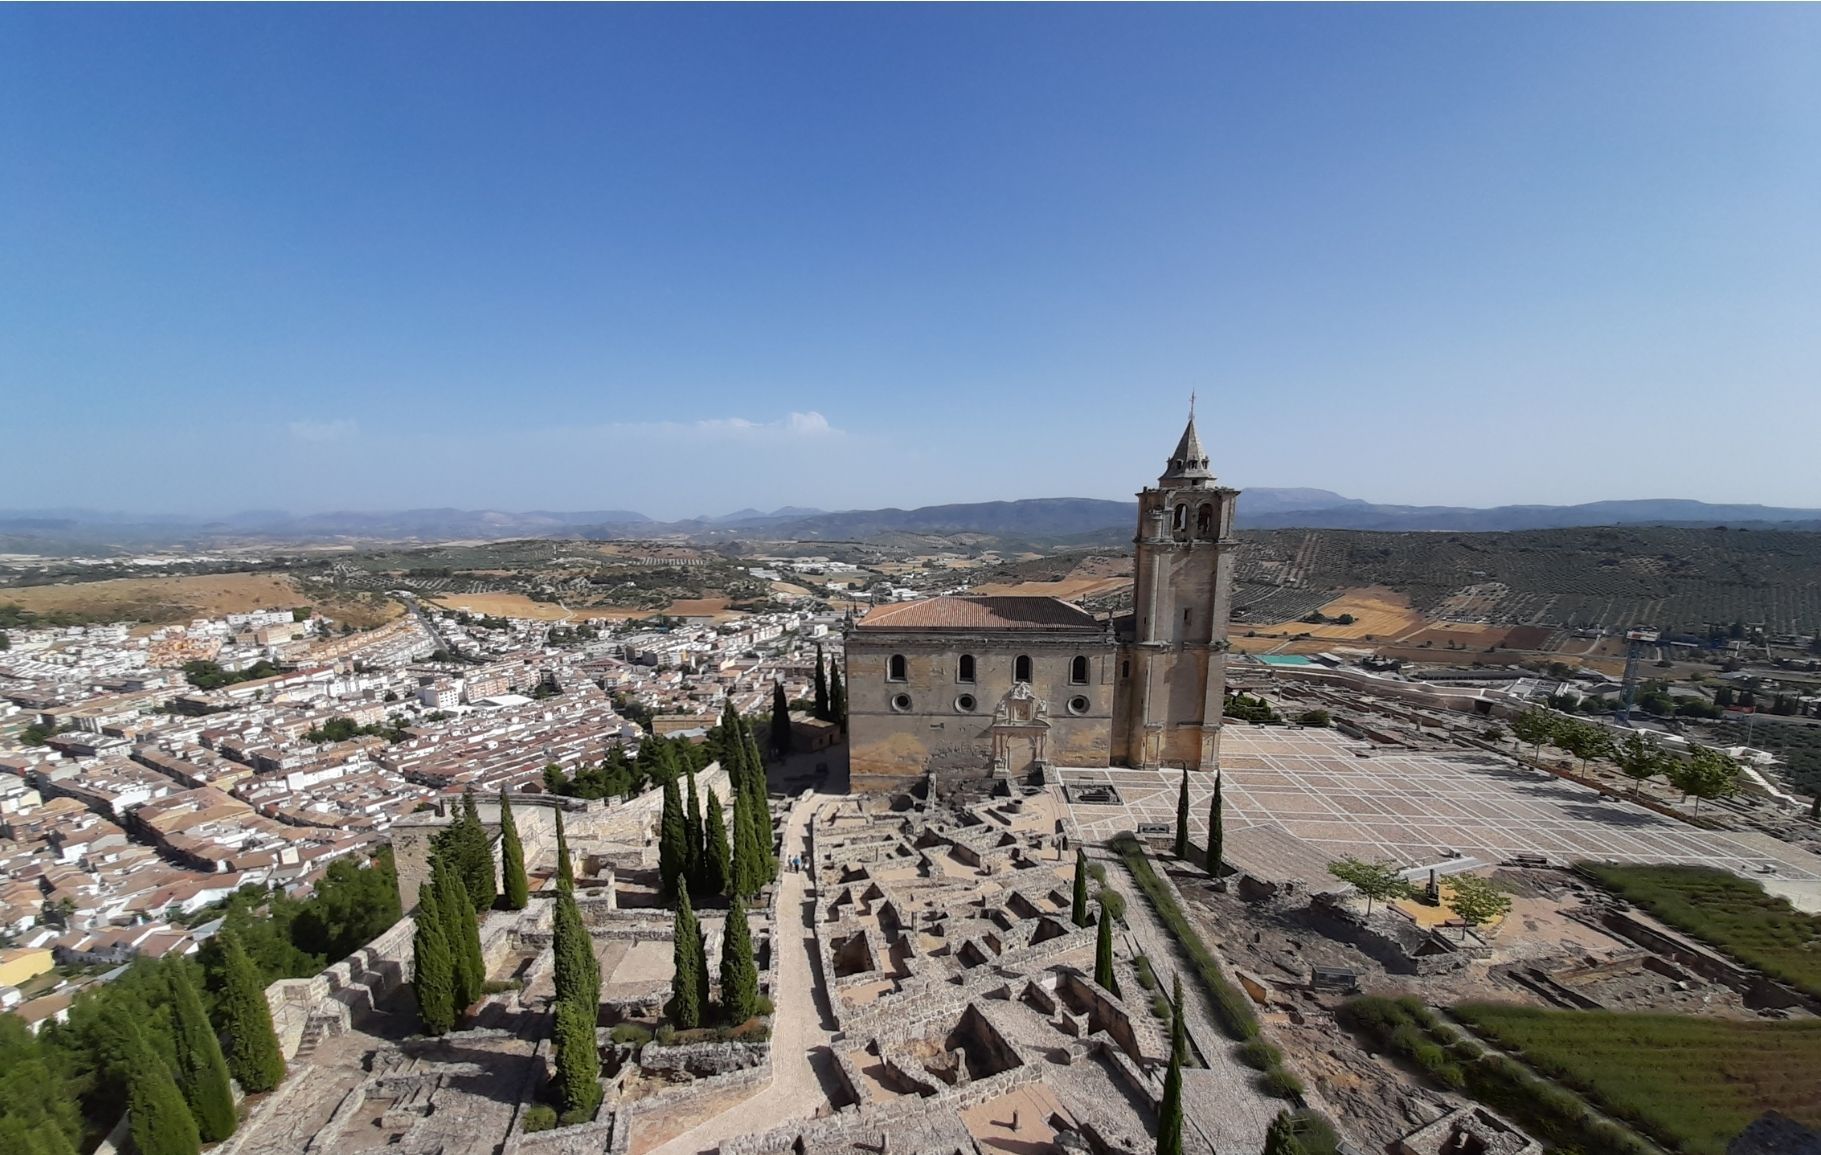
<box><xmin>646</xmin><ymin>794</ymin><xmax>836</xmax><ymax>1155</ymax></box>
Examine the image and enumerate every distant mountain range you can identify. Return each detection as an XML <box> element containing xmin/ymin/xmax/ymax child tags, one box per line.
<box><xmin>2</xmin><ymin>492</ymin><xmax>1819</xmax><ymax>553</ymax></box>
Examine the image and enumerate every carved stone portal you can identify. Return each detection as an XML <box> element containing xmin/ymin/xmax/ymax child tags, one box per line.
<box><xmin>990</xmin><ymin>683</ymin><xmax>1051</xmax><ymax>773</ymax></box>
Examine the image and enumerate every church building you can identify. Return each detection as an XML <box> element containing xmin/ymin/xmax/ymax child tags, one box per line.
<box><xmin>844</xmin><ymin>414</ymin><xmax>1240</xmax><ymax>793</ymax></box>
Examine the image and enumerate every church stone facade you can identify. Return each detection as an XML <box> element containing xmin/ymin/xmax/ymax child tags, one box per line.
<box><xmin>846</xmin><ymin>415</ymin><xmax>1240</xmax><ymax>793</ymax></box>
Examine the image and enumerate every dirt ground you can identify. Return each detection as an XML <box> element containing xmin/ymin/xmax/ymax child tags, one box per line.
<box><xmin>430</xmin><ymin>593</ymin><xmax>741</xmax><ymax>622</ymax></box>
<box><xmin>0</xmin><ymin>572</ymin><xmax>402</xmax><ymax>628</ymax></box>
<box><xmin>1242</xmin><ymin>588</ymin><xmax>1429</xmax><ymax>642</ymax></box>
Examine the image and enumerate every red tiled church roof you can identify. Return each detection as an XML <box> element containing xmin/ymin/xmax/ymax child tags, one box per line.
<box><xmin>854</xmin><ymin>596</ymin><xmax>1100</xmax><ymax>632</ymax></box>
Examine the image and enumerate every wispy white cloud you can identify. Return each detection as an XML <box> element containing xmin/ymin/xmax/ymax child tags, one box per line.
<box><xmin>602</xmin><ymin>410</ymin><xmax>841</xmax><ymax>440</ymax></box>
<box><xmin>289</xmin><ymin>418</ymin><xmax>360</xmax><ymax>443</ymax></box>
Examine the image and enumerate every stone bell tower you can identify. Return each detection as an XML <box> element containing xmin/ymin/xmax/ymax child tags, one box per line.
<box><xmin>1113</xmin><ymin>408</ymin><xmax>1241</xmax><ymax>770</ymax></box>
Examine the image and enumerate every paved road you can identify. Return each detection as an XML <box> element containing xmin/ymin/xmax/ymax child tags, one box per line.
<box><xmin>646</xmin><ymin>794</ymin><xmax>842</xmax><ymax>1155</ymax></box>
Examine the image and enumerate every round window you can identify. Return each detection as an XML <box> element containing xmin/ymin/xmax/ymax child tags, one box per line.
<box><xmin>955</xmin><ymin>694</ymin><xmax>977</xmax><ymax>713</ymax></box>
<box><xmin>891</xmin><ymin>693</ymin><xmax>913</xmax><ymax>713</ymax></box>
<box><xmin>1067</xmin><ymin>695</ymin><xmax>1091</xmax><ymax>716</ymax></box>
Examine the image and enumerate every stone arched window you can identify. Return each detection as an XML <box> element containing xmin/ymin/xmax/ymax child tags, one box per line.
<box><xmin>1070</xmin><ymin>655</ymin><xmax>1089</xmax><ymax>685</ymax></box>
<box><xmin>1173</xmin><ymin>504</ymin><xmax>1187</xmax><ymax>532</ymax></box>
<box><xmin>958</xmin><ymin>654</ymin><xmax>976</xmax><ymax>683</ymax></box>
<box><xmin>888</xmin><ymin>654</ymin><xmax>907</xmax><ymax>682</ymax></box>
<box><xmin>1014</xmin><ymin>655</ymin><xmax>1033</xmax><ymax>683</ymax></box>
<box><xmin>1197</xmin><ymin>503</ymin><xmax>1214</xmax><ymax>537</ymax></box>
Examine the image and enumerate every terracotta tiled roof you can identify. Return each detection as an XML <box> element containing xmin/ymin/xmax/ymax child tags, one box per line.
<box><xmin>854</xmin><ymin>596</ymin><xmax>1100</xmax><ymax>632</ymax></box>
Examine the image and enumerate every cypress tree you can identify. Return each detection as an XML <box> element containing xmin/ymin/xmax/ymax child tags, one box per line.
<box><xmin>1206</xmin><ymin>773</ymin><xmax>1223</xmax><ymax>877</ymax></box>
<box><xmin>771</xmin><ymin>680</ymin><xmax>793</xmax><ymax>756</ymax></box>
<box><xmin>436</xmin><ymin>856</ymin><xmax>484</xmax><ymax>1011</ymax></box>
<box><xmin>718</xmin><ymin>895</ymin><xmax>759</xmax><ymax>1024</ymax></box>
<box><xmin>684</xmin><ymin>767</ymin><xmax>704</xmax><ymax>895</ymax></box>
<box><xmin>555</xmin><ymin>808</ymin><xmax>575</xmax><ymax>894</ymax></box>
<box><xmin>1094</xmin><ymin>899</ymin><xmax>1120</xmax><ymax>997</ymax></box>
<box><xmin>552</xmin><ymin>889</ymin><xmax>599</xmax><ymax>1012</ymax></box>
<box><xmin>702</xmin><ymin>788</ymin><xmax>731</xmax><ymax>897</ymax></box>
<box><xmin>499</xmin><ymin>790</ymin><xmax>529</xmax><ymax>910</ymax></box>
<box><xmin>1157</xmin><ymin>1007</ymin><xmax>1184</xmax><ymax>1155</ymax></box>
<box><xmin>1263</xmin><ymin>1110</ymin><xmax>1306</xmax><ymax>1155</ymax></box>
<box><xmin>552</xmin><ymin>996</ymin><xmax>602</xmax><ymax>1122</ymax></box>
<box><xmin>659</xmin><ymin>777</ymin><xmax>687</xmax><ymax>904</ymax></box>
<box><xmin>1174</xmin><ymin>769</ymin><xmax>1190</xmax><ymax>859</ymax></box>
<box><xmin>215</xmin><ymin>929</ymin><xmax>285</xmax><ymax>1093</ymax></box>
<box><xmin>829</xmin><ymin>663</ymin><xmax>846</xmax><ymax>730</ymax></box>
<box><xmin>412</xmin><ymin>882</ymin><xmax>456</xmax><ymax>1036</ymax></box>
<box><xmin>459</xmin><ymin>788</ymin><xmax>496</xmax><ymax>913</ymax></box>
<box><xmin>741</xmin><ymin>724</ymin><xmax>775</xmax><ymax>883</ymax></box>
<box><xmin>1072</xmin><ymin>849</ymin><xmax>1091</xmax><ymax>928</ymax></box>
<box><xmin>168</xmin><ymin>963</ymin><xmax>236</xmax><ymax>1141</ymax></box>
<box><xmin>667</xmin><ymin>890</ymin><xmax>705</xmax><ymax>1029</ymax></box>
<box><xmin>813</xmin><ymin>645</ymin><xmax>829</xmax><ymax>721</ymax></box>
<box><xmin>111</xmin><ymin>1012</ymin><xmax>200</xmax><ymax>1155</ymax></box>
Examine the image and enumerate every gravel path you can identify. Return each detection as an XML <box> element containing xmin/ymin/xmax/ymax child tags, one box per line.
<box><xmin>1087</xmin><ymin>842</ymin><xmax>1281</xmax><ymax>1155</ymax></box>
<box><xmin>646</xmin><ymin>795</ymin><xmax>840</xmax><ymax>1155</ymax></box>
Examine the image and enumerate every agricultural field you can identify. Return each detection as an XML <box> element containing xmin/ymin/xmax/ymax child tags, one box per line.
<box><xmin>1237</xmin><ymin>587</ymin><xmax>1426</xmax><ymax>640</ymax></box>
<box><xmin>1708</xmin><ymin>717</ymin><xmax>1821</xmax><ymax>795</ymax></box>
<box><xmin>0</xmin><ymin>573</ymin><xmax>401</xmax><ymax>629</ymax></box>
<box><xmin>1231</xmin><ymin>526</ymin><xmax>1821</xmax><ymax>635</ymax></box>
<box><xmin>1577</xmin><ymin>864</ymin><xmax>1821</xmax><ymax>998</ymax></box>
<box><xmin>1450</xmin><ymin>1004</ymin><xmax>1821</xmax><ymax>1155</ymax></box>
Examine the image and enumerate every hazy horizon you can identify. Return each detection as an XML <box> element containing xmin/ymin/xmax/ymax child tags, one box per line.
<box><xmin>6</xmin><ymin>6</ymin><xmax>1819</xmax><ymax>519</ymax></box>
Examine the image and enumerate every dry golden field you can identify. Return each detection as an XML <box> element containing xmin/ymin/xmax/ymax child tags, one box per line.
<box><xmin>0</xmin><ymin>573</ymin><xmax>402</xmax><ymax>628</ymax></box>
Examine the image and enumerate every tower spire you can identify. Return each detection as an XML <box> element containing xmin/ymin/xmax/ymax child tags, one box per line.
<box><xmin>1159</xmin><ymin>407</ymin><xmax>1212</xmax><ymax>485</ymax></box>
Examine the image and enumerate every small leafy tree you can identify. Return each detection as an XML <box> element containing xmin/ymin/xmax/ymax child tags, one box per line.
<box><xmin>1511</xmin><ymin>708</ymin><xmax>1558</xmax><ymax>760</ymax></box>
<box><xmin>1556</xmin><ymin>719</ymin><xmax>1615</xmax><ymax>780</ymax></box>
<box><xmin>1326</xmin><ymin>857</ymin><xmax>1414</xmax><ymax>916</ymax></box>
<box><xmin>1445</xmin><ymin>874</ymin><xmax>1512</xmax><ymax>939</ymax></box>
<box><xmin>1669</xmin><ymin>746</ymin><xmax>1741</xmax><ymax>813</ymax></box>
<box><xmin>1616</xmin><ymin>731</ymin><xmax>1665</xmax><ymax>798</ymax></box>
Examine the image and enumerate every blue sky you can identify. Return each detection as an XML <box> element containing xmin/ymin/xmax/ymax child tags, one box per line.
<box><xmin>4</xmin><ymin>5</ymin><xmax>1818</xmax><ymax>519</ymax></box>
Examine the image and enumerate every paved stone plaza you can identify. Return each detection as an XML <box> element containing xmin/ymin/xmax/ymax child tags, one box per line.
<box><xmin>1061</xmin><ymin>723</ymin><xmax>1821</xmax><ymax>880</ymax></box>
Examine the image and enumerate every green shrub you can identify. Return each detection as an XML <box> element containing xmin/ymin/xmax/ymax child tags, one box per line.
<box><xmin>1096</xmin><ymin>887</ymin><xmax>1126</xmax><ymax>923</ymax></box>
<box><xmin>1150</xmin><ymin>993</ymin><xmax>1173</xmax><ymax>1021</ymax></box>
<box><xmin>609</xmin><ymin>1024</ymin><xmax>652</xmax><ymax>1046</ymax></box>
<box><xmin>1237</xmin><ymin>1038</ymin><xmax>1279</xmax><ymax>1071</ymax></box>
<box><xmin>1134</xmin><ymin>955</ymin><xmax>1159</xmax><ymax>991</ymax></box>
<box><xmin>753</xmin><ymin>994</ymin><xmax>775</xmax><ymax>1016</ymax></box>
<box><xmin>482</xmin><ymin>978</ymin><xmax>523</xmax><ymax>995</ymax></box>
<box><xmin>521</xmin><ymin>1105</ymin><xmax>557</xmax><ymax>1133</ymax></box>
<box><xmin>1258</xmin><ymin>1064</ymin><xmax>1304</xmax><ymax>1099</ymax></box>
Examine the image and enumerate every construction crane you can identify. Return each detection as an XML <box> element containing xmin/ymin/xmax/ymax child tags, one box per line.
<box><xmin>1616</xmin><ymin>628</ymin><xmax>1660</xmax><ymax>724</ymax></box>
